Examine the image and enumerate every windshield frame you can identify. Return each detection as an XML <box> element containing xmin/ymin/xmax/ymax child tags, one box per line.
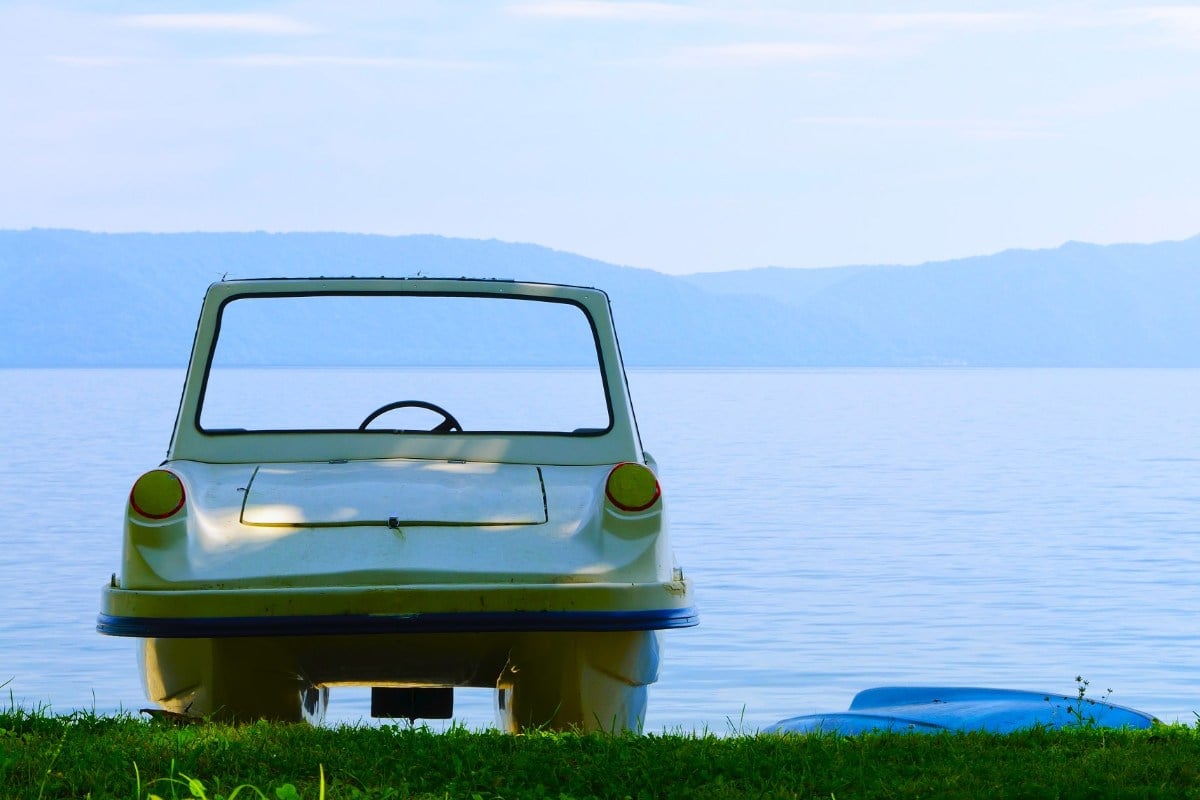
<box><xmin>195</xmin><ymin>290</ymin><xmax>615</xmax><ymax>437</ymax></box>
<box><xmin>167</xmin><ymin>278</ymin><xmax>644</xmax><ymax>466</ymax></box>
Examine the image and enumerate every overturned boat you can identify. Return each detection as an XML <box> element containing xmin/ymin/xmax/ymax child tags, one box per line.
<box><xmin>773</xmin><ymin>686</ymin><xmax>1157</xmax><ymax>734</ymax></box>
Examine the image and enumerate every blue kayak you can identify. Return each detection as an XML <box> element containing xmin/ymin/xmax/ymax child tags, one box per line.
<box><xmin>772</xmin><ymin>687</ymin><xmax>1158</xmax><ymax>735</ymax></box>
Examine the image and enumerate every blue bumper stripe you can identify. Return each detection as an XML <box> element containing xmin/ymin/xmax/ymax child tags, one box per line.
<box><xmin>97</xmin><ymin>607</ymin><xmax>699</xmax><ymax>638</ymax></box>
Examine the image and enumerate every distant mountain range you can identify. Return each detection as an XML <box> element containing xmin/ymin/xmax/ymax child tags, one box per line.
<box><xmin>2</xmin><ymin>229</ymin><xmax>1198</xmax><ymax>367</ymax></box>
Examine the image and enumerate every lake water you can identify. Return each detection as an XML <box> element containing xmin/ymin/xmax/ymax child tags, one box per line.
<box><xmin>1</xmin><ymin>368</ymin><xmax>1197</xmax><ymax>730</ymax></box>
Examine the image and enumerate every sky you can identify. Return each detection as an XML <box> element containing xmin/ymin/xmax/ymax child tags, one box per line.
<box><xmin>2</xmin><ymin>1</ymin><xmax>1199</xmax><ymax>274</ymax></box>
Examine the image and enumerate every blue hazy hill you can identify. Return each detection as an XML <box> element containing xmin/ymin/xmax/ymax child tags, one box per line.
<box><xmin>684</xmin><ymin>237</ymin><xmax>1200</xmax><ymax>366</ymax></box>
<box><xmin>2</xmin><ymin>229</ymin><xmax>1198</xmax><ymax>366</ymax></box>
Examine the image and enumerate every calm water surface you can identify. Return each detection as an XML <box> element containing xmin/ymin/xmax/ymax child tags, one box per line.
<box><xmin>1</xmin><ymin>368</ymin><xmax>1197</xmax><ymax>730</ymax></box>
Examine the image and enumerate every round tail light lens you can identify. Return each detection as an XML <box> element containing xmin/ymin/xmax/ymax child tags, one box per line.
<box><xmin>129</xmin><ymin>470</ymin><xmax>186</xmax><ymax>519</ymax></box>
<box><xmin>605</xmin><ymin>462</ymin><xmax>661</xmax><ymax>512</ymax></box>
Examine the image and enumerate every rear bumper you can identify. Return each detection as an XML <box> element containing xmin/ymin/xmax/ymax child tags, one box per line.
<box><xmin>98</xmin><ymin>579</ymin><xmax>698</xmax><ymax>638</ymax></box>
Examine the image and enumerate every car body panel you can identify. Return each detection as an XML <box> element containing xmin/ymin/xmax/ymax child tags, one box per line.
<box><xmin>109</xmin><ymin>459</ymin><xmax>676</xmax><ymax>589</ymax></box>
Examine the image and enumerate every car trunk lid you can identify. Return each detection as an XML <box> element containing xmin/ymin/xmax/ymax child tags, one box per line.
<box><xmin>240</xmin><ymin>460</ymin><xmax>547</xmax><ymax>527</ymax></box>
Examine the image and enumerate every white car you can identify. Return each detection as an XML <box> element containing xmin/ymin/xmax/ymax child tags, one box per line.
<box><xmin>98</xmin><ymin>277</ymin><xmax>697</xmax><ymax>731</ymax></box>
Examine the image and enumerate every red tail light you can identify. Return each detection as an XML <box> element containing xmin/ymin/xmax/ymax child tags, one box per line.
<box><xmin>605</xmin><ymin>462</ymin><xmax>661</xmax><ymax>512</ymax></box>
<box><xmin>129</xmin><ymin>470</ymin><xmax>186</xmax><ymax>519</ymax></box>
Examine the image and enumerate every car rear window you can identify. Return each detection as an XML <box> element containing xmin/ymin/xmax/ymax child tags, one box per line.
<box><xmin>198</xmin><ymin>293</ymin><xmax>612</xmax><ymax>435</ymax></box>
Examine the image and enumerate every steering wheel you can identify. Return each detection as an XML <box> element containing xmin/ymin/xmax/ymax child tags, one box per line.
<box><xmin>358</xmin><ymin>400</ymin><xmax>463</xmax><ymax>432</ymax></box>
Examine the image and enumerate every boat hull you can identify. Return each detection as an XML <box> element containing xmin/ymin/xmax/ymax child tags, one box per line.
<box><xmin>103</xmin><ymin>578</ymin><xmax>693</xmax><ymax>730</ymax></box>
<box><xmin>137</xmin><ymin>628</ymin><xmax>664</xmax><ymax>731</ymax></box>
<box><xmin>773</xmin><ymin>686</ymin><xmax>1158</xmax><ymax>734</ymax></box>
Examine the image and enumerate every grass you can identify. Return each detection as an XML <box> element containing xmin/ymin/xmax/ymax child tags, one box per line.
<box><xmin>2</xmin><ymin>707</ymin><xmax>1199</xmax><ymax>799</ymax></box>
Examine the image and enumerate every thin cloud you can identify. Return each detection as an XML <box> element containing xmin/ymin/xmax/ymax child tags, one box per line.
<box><xmin>50</xmin><ymin>55</ymin><xmax>146</xmax><ymax>68</ymax></box>
<box><xmin>122</xmin><ymin>13</ymin><xmax>318</xmax><ymax>36</ymax></box>
<box><xmin>1123</xmin><ymin>6</ymin><xmax>1200</xmax><ymax>45</ymax></box>
<box><xmin>667</xmin><ymin>41</ymin><xmax>867</xmax><ymax>67</ymax></box>
<box><xmin>508</xmin><ymin>1</ymin><xmax>704</xmax><ymax>22</ymax></box>
<box><xmin>714</xmin><ymin>10</ymin><xmax>1037</xmax><ymax>33</ymax></box>
<box><xmin>799</xmin><ymin>115</ymin><xmax>1056</xmax><ymax>141</ymax></box>
<box><xmin>215</xmin><ymin>54</ymin><xmax>481</xmax><ymax>70</ymax></box>
<box><xmin>47</xmin><ymin>53</ymin><xmax>481</xmax><ymax>71</ymax></box>
<box><xmin>1030</xmin><ymin>72</ymin><xmax>1200</xmax><ymax>119</ymax></box>
<box><xmin>1139</xmin><ymin>5</ymin><xmax>1200</xmax><ymax>28</ymax></box>
<box><xmin>860</xmin><ymin>12</ymin><xmax>1035</xmax><ymax>32</ymax></box>
<box><xmin>845</xmin><ymin>7</ymin><xmax>1200</xmax><ymax>38</ymax></box>
<box><xmin>510</xmin><ymin>6</ymin><xmax>1031</xmax><ymax>29</ymax></box>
